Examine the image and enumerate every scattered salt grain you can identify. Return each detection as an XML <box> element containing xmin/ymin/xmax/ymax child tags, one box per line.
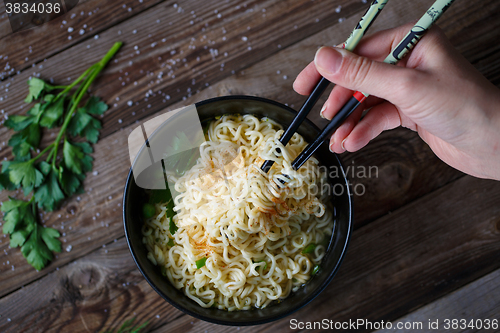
<box><xmin>67</xmin><ymin>27</ymin><xmax>73</xmax><ymax>32</ymax></box>
<box><xmin>127</xmin><ymin>101</ymin><xmax>133</xmax><ymax>106</ymax></box>
<box><xmin>66</xmin><ymin>245</ymin><xmax>72</xmax><ymax>252</ymax></box>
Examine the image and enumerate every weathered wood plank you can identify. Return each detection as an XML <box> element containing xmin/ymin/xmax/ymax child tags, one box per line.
<box><xmin>0</xmin><ymin>0</ymin><xmax>166</xmax><ymax>78</ymax></box>
<box><xmin>151</xmin><ymin>176</ymin><xmax>500</xmax><ymax>333</ymax></box>
<box><xmin>375</xmin><ymin>269</ymin><xmax>500</xmax><ymax>333</ymax></box>
<box><xmin>0</xmin><ymin>238</ymin><xmax>184</xmax><ymax>333</ymax></box>
<box><xmin>439</xmin><ymin>0</ymin><xmax>500</xmax><ymax>85</ymax></box>
<box><xmin>0</xmin><ymin>2</ymin><xmax>11</xmax><ymax>38</ymax></box>
<box><xmin>1</xmin><ymin>175</ymin><xmax>499</xmax><ymax>332</ymax></box>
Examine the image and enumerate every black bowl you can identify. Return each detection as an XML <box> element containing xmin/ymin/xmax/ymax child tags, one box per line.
<box><xmin>123</xmin><ymin>95</ymin><xmax>352</xmax><ymax>325</ymax></box>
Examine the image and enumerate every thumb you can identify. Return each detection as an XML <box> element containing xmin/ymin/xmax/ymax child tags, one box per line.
<box><xmin>314</xmin><ymin>46</ymin><xmax>424</xmax><ymax>106</ymax></box>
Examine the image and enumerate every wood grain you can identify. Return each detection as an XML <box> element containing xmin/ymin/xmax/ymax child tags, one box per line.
<box><xmin>0</xmin><ymin>0</ymin><xmax>166</xmax><ymax>79</ymax></box>
<box><xmin>0</xmin><ymin>1</ymin><xmax>11</xmax><ymax>38</ymax></box>
<box><xmin>1</xmin><ymin>175</ymin><xmax>498</xmax><ymax>332</ymax></box>
<box><xmin>0</xmin><ymin>0</ymin><xmax>487</xmax><ymax>297</ymax></box>
<box><xmin>375</xmin><ymin>268</ymin><xmax>500</xmax><ymax>333</ymax></box>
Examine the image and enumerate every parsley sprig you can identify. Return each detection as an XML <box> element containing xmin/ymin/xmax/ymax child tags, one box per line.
<box><xmin>0</xmin><ymin>42</ymin><xmax>122</xmax><ymax>270</ymax></box>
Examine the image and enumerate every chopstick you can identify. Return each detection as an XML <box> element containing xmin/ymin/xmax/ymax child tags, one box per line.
<box><xmin>291</xmin><ymin>0</ymin><xmax>457</xmax><ymax>170</ymax></box>
<box><xmin>260</xmin><ymin>0</ymin><xmax>389</xmax><ymax>173</ymax></box>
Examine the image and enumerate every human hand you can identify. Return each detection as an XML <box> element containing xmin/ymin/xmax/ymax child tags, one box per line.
<box><xmin>293</xmin><ymin>22</ymin><xmax>500</xmax><ymax>180</ymax></box>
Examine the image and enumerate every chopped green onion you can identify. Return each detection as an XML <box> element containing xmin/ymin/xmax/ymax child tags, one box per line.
<box><xmin>312</xmin><ymin>265</ymin><xmax>320</xmax><ymax>275</ymax></box>
<box><xmin>196</xmin><ymin>257</ymin><xmax>207</xmax><ymax>269</ymax></box>
<box><xmin>302</xmin><ymin>243</ymin><xmax>316</xmax><ymax>254</ymax></box>
<box><xmin>161</xmin><ymin>266</ymin><xmax>167</xmax><ymax>276</ymax></box>
<box><xmin>256</xmin><ymin>260</ymin><xmax>267</xmax><ymax>270</ymax></box>
<box><xmin>142</xmin><ymin>203</ymin><xmax>155</xmax><ymax>219</ymax></box>
<box><xmin>167</xmin><ymin>238</ymin><xmax>174</xmax><ymax>246</ymax></box>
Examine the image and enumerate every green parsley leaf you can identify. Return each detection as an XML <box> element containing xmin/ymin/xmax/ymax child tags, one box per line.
<box><xmin>312</xmin><ymin>265</ymin><xmax>321</xmax><ymax>275</ymax></box>
<box><xmin>82</xmin><ymin>117</ymin><xmax>102</xmax><ymax>144</ymax></box>
<box><xmin>67</xmin><ymin>108</ymin><xmax>93</xmax><ymax>136</ymax></box>
<box><xmin>21</xmin><ymin>224</ymin><xmax>57</xmax><ymax>271</ymax></box>
<box><xmin>8</xmin><ymin>123</ymin><xmax>41</xmax><ymax>160</ymax></box>
<box><xmin>63</xmin><ymin>140</ymin><xmax>85</xmax><ymax>174</ymax></box>
<box><xmin>1</xmin><ymin>198</ymin><xmax>32</xmax><ymax>234</ymax></box>
<box><xmin>40</xmin><ymin>226</ymin><xmax>61</xmax><ymax>252</ymax></box>
<box><xmin>68</xmin><ymin>108</ymin><xmax>102</xmax><ymax>144</ymax></box>
<box><xmin>85</xmin><ymin>96</ymin><xmax>108</xmax><ymax>115</ymax></box>
<box><xmin>6</xmin><ymin>160</ymin><xmax>44</xmax><ymax>195</ymax></box>
<box><xmin>34</xmin><ymin>166</ymin><xmax>65</xmax><ymax>211</ymax></box>
<box><xmin>4</xmin><ymin>115</ymin><xmax>34</xmax><ymax>131</ymax></box>
<box><xmin>25</xmin><ymin>78</ymin><xmax>52</xmax><ymax>103</ymax></box>
<box><xmin>0</xmin><ymin>169</ymin><xmax>16</xmax><ymax>191</ymax></box>
<box><xmin>39</xmin><ymin>96</ymin><xmax>65</xmax><ymax>128</ymax></box>
<box><xmin>58</xmin><ymin>166</ymin><xmax>82</xmax><ymax>196</ymax></box>
<box><xmin>167</xmin><ymin>238</ymin><xmax>175</xmax><ymax>246</ymax></box>
<box><xmin>149</xmin><ymin>189</ymin><xmax>172</xmax><ymax>205</ymax></box>
<box><xmin>142</xmin><ymin>203</ymin><xmax>155</xmax><ymax>219</ymax></box>
<box><xmin>169</xmin><ymin>216</ymin><xmax>178</xmax><ymax>236</ymax></box>
<box><xmin>196</xmin><ymin>257</ymin><xmax>207</xmax><ymax>269</ymax></box>
<box><xmin>10</xmin><ymin>228</ymin><xmax>32</xmax><ymax>248</ymax></box>
<box><xmin>27</xmin><ymin>103</ymin><xmax>43</xmax><ymax>118</ymax></box>
<box><xmin>71</xmin><ymin>141</ymin><xmax>94</xmax><ymax>174</ymax></box>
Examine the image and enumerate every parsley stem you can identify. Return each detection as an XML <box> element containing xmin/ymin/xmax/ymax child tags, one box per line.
<box><xmin>31</xmin><ymin>143</ymin><xmax>55</xmax><ymax>162</ymax></box>
<box><xmin>50</xmin><ymin>42</ymin><xmax>123</xmax><ymax>168</ymax></box>
<box><xmin>54</xmin><ymin>66</ymin><xmax>95</xmax><ymax>103</ymax></box>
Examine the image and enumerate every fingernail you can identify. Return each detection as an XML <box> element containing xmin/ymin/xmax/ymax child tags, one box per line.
<box><xmin>315</xmin><ymin>47</ymin><xmax>343</xmax><ymax>75</ymax></box>
<box><xmin>329</xmin><ymin>141</ymin><xmax>334</xmax><ymax>153</ymax></box>
<box><xmin>341</xmin><ymin>138</ymin><xmax>347</xmax><ymax>152</ymax></box>
<box><xmin>320</xmin><ymin>105</ymin><xmax>326</xmax><ymax>119</ymax></box>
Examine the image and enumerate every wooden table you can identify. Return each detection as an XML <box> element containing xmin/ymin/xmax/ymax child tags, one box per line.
<box><xmin>1</xmin><ymin>0</ymin><xmax>499</xmax><ymax>332</ymax></box>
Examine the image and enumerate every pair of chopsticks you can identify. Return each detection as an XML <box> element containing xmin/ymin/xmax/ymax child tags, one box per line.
<box><xmin>260</xmin><ymin>0</ymin><xmax>389</xmax><ymax>173</ymax></box>
<box><xmin>261</xmin><ymin>0</ymin><xmax>456</xmax><ymax>174</ymax></box>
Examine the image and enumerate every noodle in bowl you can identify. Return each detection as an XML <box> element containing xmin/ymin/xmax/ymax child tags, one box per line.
<box><xmin>142</xmin><ymin>114</ymin><xmax>334</xmax><ymax>311</ymax></box>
